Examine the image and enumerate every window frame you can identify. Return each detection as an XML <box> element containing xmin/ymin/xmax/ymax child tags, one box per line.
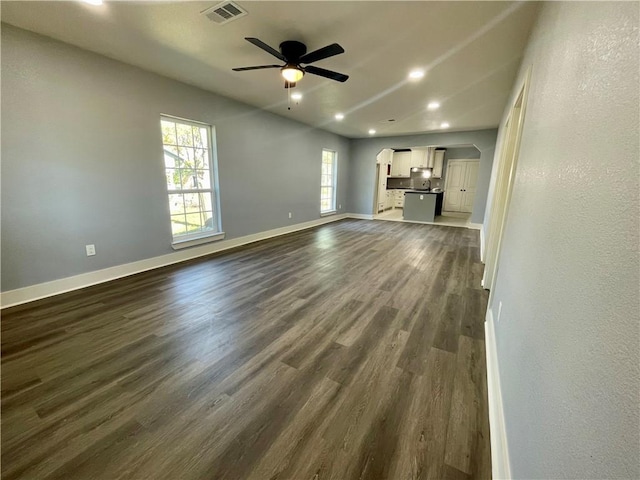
<box><xmin>320</xmin><ymin>148</ymin><xmax>338</xmax><ymax>215</ymax></box>
<box><xmin>160</xmin><ymin>114</ymin><xmax>224</xmax><ymax>249</ymax></box>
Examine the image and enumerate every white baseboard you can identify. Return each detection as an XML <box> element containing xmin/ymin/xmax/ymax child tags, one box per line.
<box><xmin>468</xmin><ymin>222</ymin><xmax>483</xmax><ymax>230</ymax></box>
<box><xmin>348</xmin><ymin>213</ymin><xmax>375</xmax><ymax>220</ymax></box>
<box><xmin>485</xmin><ymin>309</ymin><xmax>511</xmax><ymax>479</ymax></box>
<box><xmin>480</xmin><ymin>225</ymin><xmax>486</xmax><ymax>263</ymax></box>
<box><xmin>1</xmin><ymin>213</ymin><xmax>355</xmax><ymax>309</ymax></box>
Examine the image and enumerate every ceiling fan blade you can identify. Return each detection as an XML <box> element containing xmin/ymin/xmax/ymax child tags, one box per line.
<box><xmin>232</xmin><ymin>65</ymin><xmax>282</xmax><ymax>71</ymax></box>
<box><xmin>299</xmin><ymin>43</ymin><xmax>344</xmax><ymax>64</ymax></box>
<box><xmin>305</xmin><ymin>65</ymin><xmax>349</xmax><ymax>83</ymax></box>
<box><xmin>245</xmin><ymin>37</ymin><xmax>286</xmax><ymax>62</ymax></box>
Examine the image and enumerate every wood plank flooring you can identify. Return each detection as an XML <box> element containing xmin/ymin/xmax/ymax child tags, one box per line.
<box><xmin>1</xmin><ymin>219</ymin><xmax>491</xmax><ymax>479</ymax></box>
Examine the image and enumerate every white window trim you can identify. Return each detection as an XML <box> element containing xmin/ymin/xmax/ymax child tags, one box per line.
<box><xmin>171</xmin><ymin>231</ymin><xmax>226</xmax><ymax>250</ymax></box>
<box><xmin>321</xmin><ymin>149</ymin><xmax>338</xmax><ymax>214</ymax></box>
<box><xmin>161</xmin><ymin>114</ymin><xmax>224</xmax><ymax>248</ymax></box>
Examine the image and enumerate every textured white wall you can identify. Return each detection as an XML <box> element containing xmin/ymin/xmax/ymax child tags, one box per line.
<box><xmin>487</xmin><ymin>2</ymin><xmax>639</xmax><ymax>478</ymax></box>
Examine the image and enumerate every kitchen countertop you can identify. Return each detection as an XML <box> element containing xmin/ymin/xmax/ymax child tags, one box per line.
<box><xmin>402</xmin><ymin>190</ymin><xmax>443</xmax><ymax>194</ymax></box>
<box><xmin>386</xmin><ymin>187</ymin><xmax>443</xmax><ymax>193</ymax></box>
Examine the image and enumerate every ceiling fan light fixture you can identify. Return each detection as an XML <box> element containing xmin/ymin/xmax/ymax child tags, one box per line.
<box><xmin>282</xmin><ymin>66</ymin><xmax>304</xmax><ymax>83</ymax></box>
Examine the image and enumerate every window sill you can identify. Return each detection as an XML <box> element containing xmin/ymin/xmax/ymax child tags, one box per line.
<box><xmin>320</xmin><ymin>210</ymin><xmax>337</xmax><ymax>217</ymax></box>
<box><xmin>171</xmin><ymin>231</ymin><xmax>225</xmax><ymax>250</ymax></box>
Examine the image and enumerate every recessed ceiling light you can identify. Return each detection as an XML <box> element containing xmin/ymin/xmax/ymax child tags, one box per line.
<box><xmin>427</xmin><ymin>102</ymin><xmax>440</xmax><ymax>110</ymax></box>
<box><xmin>335</xmin><ymin>113</ymin><xmax>345</xmax><ymax>121</ymax></box>
<box><xmin>440</xmin><ymin>122</ymin><xmax>450</xmax><ymax>129</ymax></box>
<box><xmin>408</xmin><ymin>69</ymin><xmax>425</xmax><ymax>80</ymax></box>
<box><xmin>291</xmin><ymin>93</ymin><xmax>302</xmax><ymax>101</ymax></box>
<box><xmin>368</xmin><ymin>129</ymin><xmax>376</xmax><ymax>135</ymax></box>
<box><xmin>82</xmin><ymin>0</ymin><xmax>103</xmax><ymax>5</ymax></box>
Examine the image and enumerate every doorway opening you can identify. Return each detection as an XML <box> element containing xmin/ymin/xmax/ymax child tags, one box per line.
<box><xmin>372</xmin><ymin>144</ymin><xmax>481</xmax><ymax>229</ymax></box>
<box><xmin>483</xmin><ymin>68</ymin><xmax>531</xmax><ymax>293</ymax></box>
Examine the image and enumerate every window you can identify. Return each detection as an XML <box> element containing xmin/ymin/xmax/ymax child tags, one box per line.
<box><xmin>160</xmin><ymin>116</ymin><xmax>222</xmax><ymax>247</ymax></box>
<box><xmin>321</xmin><ymin>149</ymin><xmax>337</xmax><ymax>214</ymax></box>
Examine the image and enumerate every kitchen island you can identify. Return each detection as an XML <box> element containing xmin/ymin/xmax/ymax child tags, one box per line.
<box><xmin>403</xmin><ymin>191</ymin><xmax>444</xmax><ymax>223</ymax></box>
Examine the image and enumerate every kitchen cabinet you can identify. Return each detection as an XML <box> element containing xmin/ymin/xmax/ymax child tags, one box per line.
<box><xmin>376</xmin><ymin>149</ymin><xmax>393</xmax><ymax>213</ymax></box>
<box><xmin>394</xmin><ymin>190</ymin><xmax>405</xmax><ymax>208</ymax></box>
<box><xmin>432</xmin><ymin>150</ymin><xmax>445</xmax><ymax>178</ymax></box>
<box><xmin>391</xmin><ymin>151</ymin><xmax>411</xmax><ymax>177</ymax></box>
<box><xmin>404</xmin><ymin>191</ymin><xmax>444</xmax><ymax>222</ymax></box>
<box><xmin>378</xmin><ymin>172</ymin><xmax>387</xmax><ymax>212</ymax></box>
<box><xmin>410</xmin><ymin>148</ymin><xmax>430</xmax><ymax>168</ymax></box>
<box><xmin>390</xmin><ymin>158</ymin><xmax>401</xmax><ymax>176</ymax></box>
<box><xmin>385</xmin><ymin>190</ymin><xmax>393</xmax><ymax>210</ymax></box>
<box><xmin>377</xmin><ymin>169</ymin><xmax>387</xmax><ymax>212</ymax></box>
<box><xmin>376</xmin><ymin>148</ymin><xmax>393</xmax><ymax>165</ymax></box>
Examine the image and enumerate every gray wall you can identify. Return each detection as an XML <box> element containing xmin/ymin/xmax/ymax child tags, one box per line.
<box><xmin>1</xmin><ymin>25</ymin><xmax>350</xmax><ymax>291</ymax></box>
<box><xmin>485</xmin><ymin>2</ymin><xmax>639</xmax><ymax>478</ymax></box>
<box><xmin>348</xmin><ymin>130</ymin><xmax>497</xmax><ymax>223</ymax></box>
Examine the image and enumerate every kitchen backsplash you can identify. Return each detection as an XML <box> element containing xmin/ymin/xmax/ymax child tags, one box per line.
<box><xmin>386</xmin><ymin>177</ymin><xmax>412</xmax><ymax>188</ymax></box>
<box><xmin>387</xmin><ymin>168</ymin><xmax>443</xmax><ymax>190</ymax></box>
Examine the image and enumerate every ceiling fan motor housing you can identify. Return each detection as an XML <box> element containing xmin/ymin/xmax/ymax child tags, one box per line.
<box><xmin>279</xmin><ymin>41</ymin><xmax>307</xmax><ymax>62</ymax></box>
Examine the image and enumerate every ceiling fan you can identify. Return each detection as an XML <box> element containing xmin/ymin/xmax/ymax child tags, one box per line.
<box><xmin>232</xmin><ymin>37</ymin><xmax>349</xmax><ymax>88</ymax></box>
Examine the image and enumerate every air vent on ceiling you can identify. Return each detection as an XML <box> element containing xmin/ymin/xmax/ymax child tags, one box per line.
<box><xmin>202</xmin><ymin>1</ymin><xmax>247</xmax><ymax>25</ymax></box>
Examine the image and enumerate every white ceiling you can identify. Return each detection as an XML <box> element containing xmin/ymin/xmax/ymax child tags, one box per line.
<box><xmin>1</xmin><ymin>1</ymin><xmax>539</xmax><ymax>138</ymax></box>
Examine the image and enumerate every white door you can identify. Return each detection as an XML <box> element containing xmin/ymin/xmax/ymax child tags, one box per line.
<box><xmin>444</xmin><ymin>160</ymin><xmax>479</xmax><ymax>212</ymax></box>
<box><xmin>443</xmin><ymin>162</ymin><xmax>466</xmax><ymax>211</ymax></box>
<box><xmin>461</xmin><ymin>161</ymin><xmax>479</xmax><ymax>213</ymax></box>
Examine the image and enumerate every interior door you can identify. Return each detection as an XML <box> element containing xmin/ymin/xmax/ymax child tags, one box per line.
<box><xmin>378</xmin><ymin>165</ymin><xmax>387</xmax><ymax>210</ymax></box>
<box><xmin>461</xmin><ymin>161</ymin><xmax>479</xmax><ymax>213</ymax></box>
<box><xmin>444</xmin><ymin>162</ymin><xmax>466</xmax><ymax>211</ymax></box>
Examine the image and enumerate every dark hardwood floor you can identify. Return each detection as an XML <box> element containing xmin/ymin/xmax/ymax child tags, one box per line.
<box><xmin>1</xmin><ymin>219</ymin><xmax>491</xmax><ymax>479</ymax></box>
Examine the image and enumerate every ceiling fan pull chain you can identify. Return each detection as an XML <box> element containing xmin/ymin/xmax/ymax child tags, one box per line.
<box><xmin>288</xmin><ymin>86</ymin><xmax>291</xmax><ymax>110</ymax></box>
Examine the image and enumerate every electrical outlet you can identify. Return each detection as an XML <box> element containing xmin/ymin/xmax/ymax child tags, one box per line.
<box><xmin>497</xmin><ymin>301</ymin><xmax>503</xmax><ymax>322</ymax></box>
<box><xmin>85</xmin><ymin>244</ymin><xmax>96</xmax><ymax>256</ymax></box>
<box><xmin>339</xmin><ymin>204</ymin><xmax>342</xmax><ymax>210</ymax></box>
<box><xmin>288</xmin><ymin>212</ymin><xmax>292</xmax><ymax>219</ymax></box>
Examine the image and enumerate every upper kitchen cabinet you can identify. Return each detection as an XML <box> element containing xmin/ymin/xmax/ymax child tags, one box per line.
<box><xmin>432</xmin><ymin>149</ymin><xmax>445</xmax><ymax>178</ymax></box>
<box><xmin>376</xmin><ymin>148</ymin><xmax>394</xmax><ymax>165</ymax></box>
<box><xmin>410</xmin><ymin>148</ymin><xmax>430</xmax><ymax>168</ymax></box>
<box><xmin>390</xmin><ymin>150</ymin><xmax>411</xmax><ymax>177</ymax></box>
